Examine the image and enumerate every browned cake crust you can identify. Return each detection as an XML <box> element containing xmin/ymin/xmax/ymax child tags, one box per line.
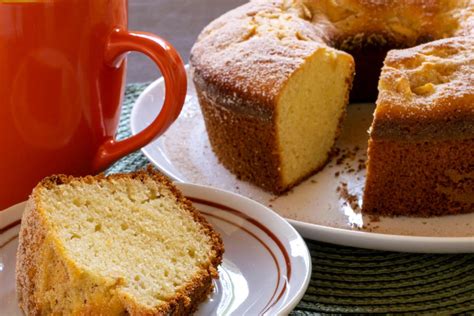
<box><xmin>363</xmin><ymin>37</ymin><xmax>474</xmax><ymax>217</ymax></box>
<box><xmin>195</xmin><ymin>85</ymin><xmax>284</xmax><ymax>193</ymax></box>
<box><xmin>16</xmin><ymin>168</ymin><xmax>224</xmax><ymax>315</ymax></box>
<box><xmin>363</xmin><ymin>138</ymin><xmax>474</xmax><ymax>217</ymax></box>
<box><xmin>190</xmin><ymin>0</ymin><xmax>473</xmax><ymax>197</ymax></box>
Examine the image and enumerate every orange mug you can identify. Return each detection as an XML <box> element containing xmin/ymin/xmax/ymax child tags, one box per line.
<box><xmin>0</xmin><ymin>0</ymin><xmax>187</xmax><ymax>210</ymax></box>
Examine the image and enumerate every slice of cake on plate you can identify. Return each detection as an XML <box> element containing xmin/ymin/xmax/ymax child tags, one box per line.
<box><xmin>16</xmin><ymin>169</ymin><xmax>224</xmax><ymax>315</ymax></box>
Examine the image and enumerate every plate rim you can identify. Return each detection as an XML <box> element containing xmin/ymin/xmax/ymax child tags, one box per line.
<box><xmin>0</xmin><ymin>182</ymin><xmax>312</xmax><ymax>315</ymax></box>
<box><xmin>288</xmin><ymin>218</ymin><xmax>474</xmax><ymax>253</ymax></box>
<box><xmin>176</xmin><ymin>182</ymin><xmax>312</xmax><ymax>315</ymax></box>
<box><xmin>130</xmin><ymin>65</ymin><xmax>474</xmax><ymax>254</ymax></box>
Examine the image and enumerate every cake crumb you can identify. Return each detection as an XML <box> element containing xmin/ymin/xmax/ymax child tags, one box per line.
<box><xmin>337</xmin><ymin>181</ymin><xmax>360</xmax><ymax>211</ymax></box>
<box><xmin>369</xmin><ymin>215</ymin><xmax>380</xmax><ymax>222</ymax></box>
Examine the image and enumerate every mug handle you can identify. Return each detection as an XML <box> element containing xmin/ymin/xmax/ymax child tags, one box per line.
<box><xmin>92</xmin><ymin>28</ymin><xmax>187</xmax><ymax>172</ymax></box>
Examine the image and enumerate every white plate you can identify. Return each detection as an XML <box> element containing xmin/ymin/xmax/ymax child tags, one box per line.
<box><xmin>131</xmin><ymin>66</ymin><xmax>474</xmax><ymax>253</ymax></box>
<box><xmin>0</xmin><ymin>183</ymin><xmax>311</xmax><ymax>315</ymax></box>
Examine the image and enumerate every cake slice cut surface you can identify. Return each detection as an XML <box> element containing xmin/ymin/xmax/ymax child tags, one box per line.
<box><xmin>277</xmin><ymin>47</ymin><xmax>354</xmax><ymax>188</ymax></box>
<box><xmin>16</xmin><ymin>169</ymin><xmax>224</xmax><ymax>315</ymax></box>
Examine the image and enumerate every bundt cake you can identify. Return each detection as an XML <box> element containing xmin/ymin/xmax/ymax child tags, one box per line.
<box><xmin>16</xmin><ymin>169</ymin><xmax>224</xmax><ymax>315</ymax></box>
<box><xmin>363</xmin><ymin>37</ymin><xmax>474</xmax><ymax>217</ymax></box>
<box><xmin>190</xmin><ymin>0</ymin><xmax>473</xmax><ymax>215</ymax></box>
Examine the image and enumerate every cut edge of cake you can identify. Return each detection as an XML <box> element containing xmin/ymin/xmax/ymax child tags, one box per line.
<box><xmin>276</xmin><ymin>46</ymin><xmax>355</xmax><ymax>188</ymax></box>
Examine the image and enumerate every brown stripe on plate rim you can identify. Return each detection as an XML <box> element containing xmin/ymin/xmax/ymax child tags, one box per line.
<box><xmin>0</xmin><ymin>234</ymin><xmax>19</xmax><ymax>249</ymax></box>
<box><xmin>188</xmin><ymin>196</ymin><xmax>292</xmax><ymax>314</ymax></box>
<box><xmin>201</xmin><ymin>211</ymin><xmax>282</xmax><ymax>314</ymax></box>
<box><xmin>0</xmin><ymin>219</ymin><xmax>21</xmax><ymax>235</ymax></box>
<box><xmin>0</xmin><ymin>219</ymin><xmax>22</xmax><ymax>248</ymax></box>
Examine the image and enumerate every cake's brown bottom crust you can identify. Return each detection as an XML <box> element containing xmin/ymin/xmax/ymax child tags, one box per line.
<box><xmin>363</xmin><ymin>138</ymin><xmax>474</xmax><ymax>217</ymax></box>
<box><xmin>197</xmin><ymin>89</ymin><xmax>285</xmax><ymax>193</ymax></box>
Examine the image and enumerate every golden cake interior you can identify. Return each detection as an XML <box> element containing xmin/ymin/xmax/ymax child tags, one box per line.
<box><xmin>35</xmin><ymin>176</ymin><xmax>216</xmax><ymax>313</ymax></box>
<box><xmin>277</xmin><ymin>47</ymin><xmax>353</xmax><ymax>187</ymax></box>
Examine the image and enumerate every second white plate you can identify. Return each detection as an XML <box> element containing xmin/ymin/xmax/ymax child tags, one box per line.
<box><xmin>131</xmin><ymin>66</ymin><xmax>474</xmax><ymax>253</ymax></box>
<box><xmin>0</xmin><ymin>183</ymin><xmax>311</xmax><ymax>315</ymax></box>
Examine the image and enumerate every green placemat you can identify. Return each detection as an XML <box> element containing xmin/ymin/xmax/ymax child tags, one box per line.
<box><xmin>108</xmin><ymin>83</ymin><xmax>474</xmax><ymax>315</ymax></box>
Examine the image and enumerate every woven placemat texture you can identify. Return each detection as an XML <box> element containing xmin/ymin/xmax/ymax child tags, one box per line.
<box><xmin>108</xmin><ymin>83</ymin><xmax>474</xmax><ymax>314</ymax></box>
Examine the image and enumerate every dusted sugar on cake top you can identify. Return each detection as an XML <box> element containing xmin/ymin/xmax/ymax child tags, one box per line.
<box><xmin>363</xmin><ymin>37</ymin><xmax>474</xmax><ymax>217</ymax></box>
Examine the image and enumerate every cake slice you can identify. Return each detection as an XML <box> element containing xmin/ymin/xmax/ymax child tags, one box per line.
<box><xmin>363</xmin><ymin>37</ymin><xmax>474</xmax><ymax>217</ymax></box>
<box><xmin>192</xmin><ymin>4</ymin><xmax>355</xmax><ymax>193</ymax></box>
<box><xmin>16</xmin><ymin>169</ymin><xmax>224</xmax><ymax>315</ymax></box>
